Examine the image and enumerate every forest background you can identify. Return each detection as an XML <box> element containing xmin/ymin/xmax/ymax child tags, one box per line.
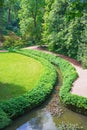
<box><xmin>0</xmin><ymin>0</ymin><xmax>87</xmax><ymax>68</ymax></box>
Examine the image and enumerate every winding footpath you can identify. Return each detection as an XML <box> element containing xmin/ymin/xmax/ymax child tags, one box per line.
<box><xmin>24</xmin><ymin>46</ymin><xmax>87</xmax><ymax>98</ymax></box>
<box><xmin>57</xmin><ymin>54</ymin><xmax>87</xmax><ymax>97</ymax></box>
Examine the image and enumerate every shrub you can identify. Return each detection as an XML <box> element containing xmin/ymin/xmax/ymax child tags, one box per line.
<box><xmin>0</xmin><ymin>49</ymin><xmax>57</xmax><ymax>128</ymax></box>
<box><xmin>77</xmin><ymin>43</ymin><xmax>87</xmax><ymax>69</ymax></box>
<box><xmin>0</xmin><ymin>108</ymin><xmax>11</xmax><ymax>129</ymax></box>
<box><xmin>0</xmin><ymin>49</ymin><xmax>87</xmax><ymax>129</ymax></box>
<box><xmin>21</xmin><ymin>49</ymin><xmax>87</xmax><ymax>115</ymax></box>
<box><xmin>3</xmin><ymin>33</ymin><xmax>24</xmax><ymax>49</ymax></box>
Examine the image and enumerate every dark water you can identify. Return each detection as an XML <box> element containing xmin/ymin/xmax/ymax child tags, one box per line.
<box><xmin>4</xmin><ymin>69</ymin><xmax>87</xmax><ymax>130</ymax></box>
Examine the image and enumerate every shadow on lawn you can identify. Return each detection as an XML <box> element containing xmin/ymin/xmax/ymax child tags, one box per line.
<box><xmin>0</xmin><ymin>82</ymin><xmax>27</xmax><ymax>100</ymax></box>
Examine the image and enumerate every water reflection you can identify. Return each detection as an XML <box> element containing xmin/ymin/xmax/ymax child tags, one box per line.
<box><xmin>17</xmin><ymin>112</ymin><xmax>58</xmax><ymax>130</ymax></box>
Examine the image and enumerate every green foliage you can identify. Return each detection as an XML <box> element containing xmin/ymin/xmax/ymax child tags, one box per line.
<box><xmin>3</xmin><ymin>32</ymin><xmax>24</xmax><ymax>48</ymax></box>
<box><xmin>41</xmin><ymin>0</ymin><xmax>54</xmax><ymax>45</ymax></box>
<box><xmin>0</xmin><ymin>0</ymin><xmax>20</xmax><ymax>47</ymax></box>
<box><xmin>0</xmin><ymin>7</ymin><xmax>6</xmax><ymax>41</ymax></box>
<box><xmin>64</xmin><ymin>17</ymin><xmax>82</xmax><ymax>58</ymax></box>
<box><xmin>23</xmin><ymin>49</ymin><xmax>87</xmax><ymax>115</ymax></box>
<box><xmin>77</xmin><ymin>43</ymin><xmax>87</xmax><ymax>69</ymax></box>
<box><xmin>42</xmin><ymin>0</ymin><xmax>87</xmax><ymax>65</ymax></box>
<box><xmin>0</xmin><ymin>49</ymin><xmax>87</xmax><ymax>129</ymax></box>
<box><xmin>0</xmin><ymin>108</ymin><xmax>11</xmax><ymax>129</ymax></box>
<box><xmin>0</xmin><ymin>0</ymin><xmax>4</xmax><ymax>7</ymax></box>
<box><xmin>19</xmin><ymin>0</ymin><xmax>45</xmax><ymax>44</ymax></box>
<box><xmin>77</xmin><ymin>10</ymin><xmax>87</xmax><ymax>68</ymax></box>
<box><xmin>0</xmin><ymin>49</ymin><xmax>57</xmax><ymax>128</ymax></box>
<box><xmin>4</xmin><ymin>0</ymin><xmax>20</xmax><ymax>32</ymax></box>
<box><xmin>42</xmin><ymin>0</ymin><xmax>70</xmax><ymax>54</ymax></box>
<box><xmin>66</xmin><ymin>0</ymin><xmax>87</xmax><ymax>21</ymax></box>
<box><xmin>0</xmin><ymin>0</ymin><xmax>87</xmax><ymax>68</ymax></box>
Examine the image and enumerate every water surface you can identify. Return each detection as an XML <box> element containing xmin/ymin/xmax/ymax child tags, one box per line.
<box><xmin>4</xmin><ymin>68</ymin><xmax>87</xmax><ymax>130</ymax></box>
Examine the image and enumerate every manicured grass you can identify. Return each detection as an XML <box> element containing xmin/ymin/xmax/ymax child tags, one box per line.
<box><xmin>0</xmin><ymin>52</ymin><xmax>43</xmax><ymax>100</ymax></box>
<box><xmin>0</xmin><ymin>50</ymin><xmax>57</xmax><ymax>129</ymax></box>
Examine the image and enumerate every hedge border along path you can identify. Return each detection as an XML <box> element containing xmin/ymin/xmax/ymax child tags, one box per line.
<box><xmin>0</xmin><ymin>50</ymin><xmax>57</xmax><ymax>129</ymax></box>
<box><xmin>0</xmin><ymin>49</ymin><xmax>87</xmax><ymax>129</ymax></box>
<box><xmin>20</xmin><ymin>49</ymin><xmax>87</xmax><ymax>115</ymax></box>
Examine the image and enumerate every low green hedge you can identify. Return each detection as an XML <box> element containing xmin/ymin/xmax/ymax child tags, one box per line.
<box><xmin>21</xmin><ymin>49</ymin><xmax>87</xmax><ymax>115</ymax></box>
<box><xmin>0</xmin><ymin>108</ymin><xmax>11</xmax><ymax>129</ymax></box>
<box><xmin>0</xmin><ymin>48</ymin><xmax>87</xmax><ymax>129</ymax></box>
<box><xmin>0</xmin><ymin>50</ymin><xmax>57</xmax><ymax>129</ymax></box>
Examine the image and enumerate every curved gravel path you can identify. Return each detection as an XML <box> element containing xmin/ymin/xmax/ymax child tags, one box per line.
<box><xmin>24</xmin><ymin>46</ymin><xmax>87</xmax><ymax>98</ymax></box>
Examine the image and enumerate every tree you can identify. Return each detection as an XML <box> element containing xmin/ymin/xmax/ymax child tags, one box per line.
<box><xmin>42</xmin><ymin>0</ymin><xmax>54</xmax><ymax>45</ymax></box>
<box><xmin>42</xmin><ymin>0</ymin><xmax>69</xmax><ymax>54</ymax></box>
<box><xmin>42</xmin><ymin>0</ymin><xmax>87</xmax><ymax>60</ymax></box>
<box><xmin>19</xmin><ymin>0</ymin><xmax>45</xmax><ymax>44</ymax></box>
<box><xmin>0</xmin><ymin>0</ymin><xmax>20</xmax><ymax>38</ymax></box>
<box><xmin>64</xmin><ymin>17</ymin><xmax>83</xmax><ymax>58</ymax></box>
<box><xmin>77</xmin><ymin>9</ymin><xmax>87</xmax><ymax>68</ymax></box>
<box><xmin>0</xmin><ymin>0</ymin><xmax>4</xmax><ymax>7</ymax></box>
<box><xmin>4</xmin><ymin>0</ymin><xmax>20</xmax><ymax>32</ymax></box>
<box><xmin>66</xmin><ymin>0</ymin><xmax>87</xmax><ymax>21</ymax></box>
<box><xmin>0</xmin><ymin>1</ymin><xmax>6</xmax><ymax>41</ymax></box>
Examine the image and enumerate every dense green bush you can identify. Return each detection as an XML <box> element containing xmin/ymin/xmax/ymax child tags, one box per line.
<box><xmin>0</xmin><ymin>49</ymin><xmax>57</xmax><ymax>128</ymax></box>
<box><xmin>0</xmin><ymin>49</ymin><xmax>87</xmax><ymax>129</ymax></box>
<box><xmin>0</xmin><ymin>108</ymin><xmax>11</xmax><ymax>129</ymax></box>
<box><xmin>3</xmin><ymin>33</ymin><xmax>24</xmax><ymax>48</ymax></box>
<box><xmin>3</xmin><ymin>33</ymin><xmax>34</xmax><ymax>49</ymax></box>
<box><xmin>22</xmin><ymin>49</ymin><xmax>87</xmax><ymax>115</ymax></box>
<box><xmin>42</xmin><ymin>0</ymin><xmax>87</xmax><ymax>66</ymax></box>
<box><xmin>77</xmin><ymin>43</ymin><xmax>87</xmax><ymax>69</ymax></box>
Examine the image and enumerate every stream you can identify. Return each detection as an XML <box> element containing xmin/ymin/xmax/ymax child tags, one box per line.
<box><xmin>3</xmin><ymin>68</ymin><xmax>87</xmax><ymax>130</ymax></box>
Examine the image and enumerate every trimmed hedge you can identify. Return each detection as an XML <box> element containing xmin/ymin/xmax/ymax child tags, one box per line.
<box><xmin>20</xmin><ymin>49</ymin><xmax>87</xmax><ymax>115</ymax></box>
<box><xmin>0</xmin><ymin>108</ymin><xmax>11</xmax><ymax>129</ymax></box>
<box><xmin>0</xmin><ymin>48</ymin><xmax>87</xmax><ymax>129</ymax></box>
<box><xmin>0</xmin><ymin>50</ymin><xmax>57</xmax><ymax>129</ymax></box>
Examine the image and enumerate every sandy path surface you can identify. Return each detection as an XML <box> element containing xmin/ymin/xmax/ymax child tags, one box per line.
<box><xmin>24</xmin><ymin>46</ymin><xmax>87</xmax><ymax>98</ymax></box>
<box><xmin>0</xmin><ymin>50</ymin><xmax>8</xmax><ymax>52</ymax></box>
<box><xmin>71</xmin><ymin>66</ymin><xmax>87</xmax><ymax>97</ymax></box>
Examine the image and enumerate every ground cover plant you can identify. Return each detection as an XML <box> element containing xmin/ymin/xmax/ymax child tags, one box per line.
<box><xmin>0</xmin><ymin>50</ymin><xmax>57</xmax><ymax>129</ymax></box>
<box><xmin>0</xmin><ymin>52</ymin><xmax>43</xmax><ymax>100</ymax></box>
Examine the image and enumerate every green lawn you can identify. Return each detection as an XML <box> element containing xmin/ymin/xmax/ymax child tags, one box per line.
<box><xmin>0</xmin><ymin>52</ymin><xmax>43</xmax><ymax>100</ymax></box>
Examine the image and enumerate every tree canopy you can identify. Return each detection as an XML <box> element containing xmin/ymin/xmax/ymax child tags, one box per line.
<box><xmin>19</xmin><ymin>0</ymin><xmax>45</xmax><ymax>44</ymax></box>
<box><xmin>0</xmin><ymin>0</ymin><xmax>87</xmax><ymax>67</ymax></box>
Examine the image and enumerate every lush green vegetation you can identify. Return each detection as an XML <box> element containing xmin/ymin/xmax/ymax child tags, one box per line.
<box><xmin>0</xmin><ymin>49</ymin><xmax>87</xmax><ymax>129</ymax></box>
<box><xmin>0</xmin><ymin>50</ymin><xmax>57</xmax><ymax>129</ymax></box>
<box><xmin>19</xmin><ymin>0</ymin><xmax>45</xmax><ymax>44</ymax></box>
<box><xmin>22</xmin><ymin>49</ymin><xmax>87</xmax><ymax>115</ymax></box>
<box><xmin>0</xmin><ymin>108</ymin><xmax>11</xmax><ymax>129</ymax></box>
<box><xmin>0</xmin><ymin>0</ymin><xmax>87</xmax><ymax>129</ymax></box>
<box><xmin>0</xmin><ymin>0</ymin><xmax>87</xmax><ymax>68</ymax></box>
<box><xmin>0</xmin><ymin>52</ymin><xmax>43</xmax><ymax>100</ymax></box>
<box><xmin>42</xmin><ymin>0</ymin><xmax>87</xmax><ymax>68</ymax></box>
